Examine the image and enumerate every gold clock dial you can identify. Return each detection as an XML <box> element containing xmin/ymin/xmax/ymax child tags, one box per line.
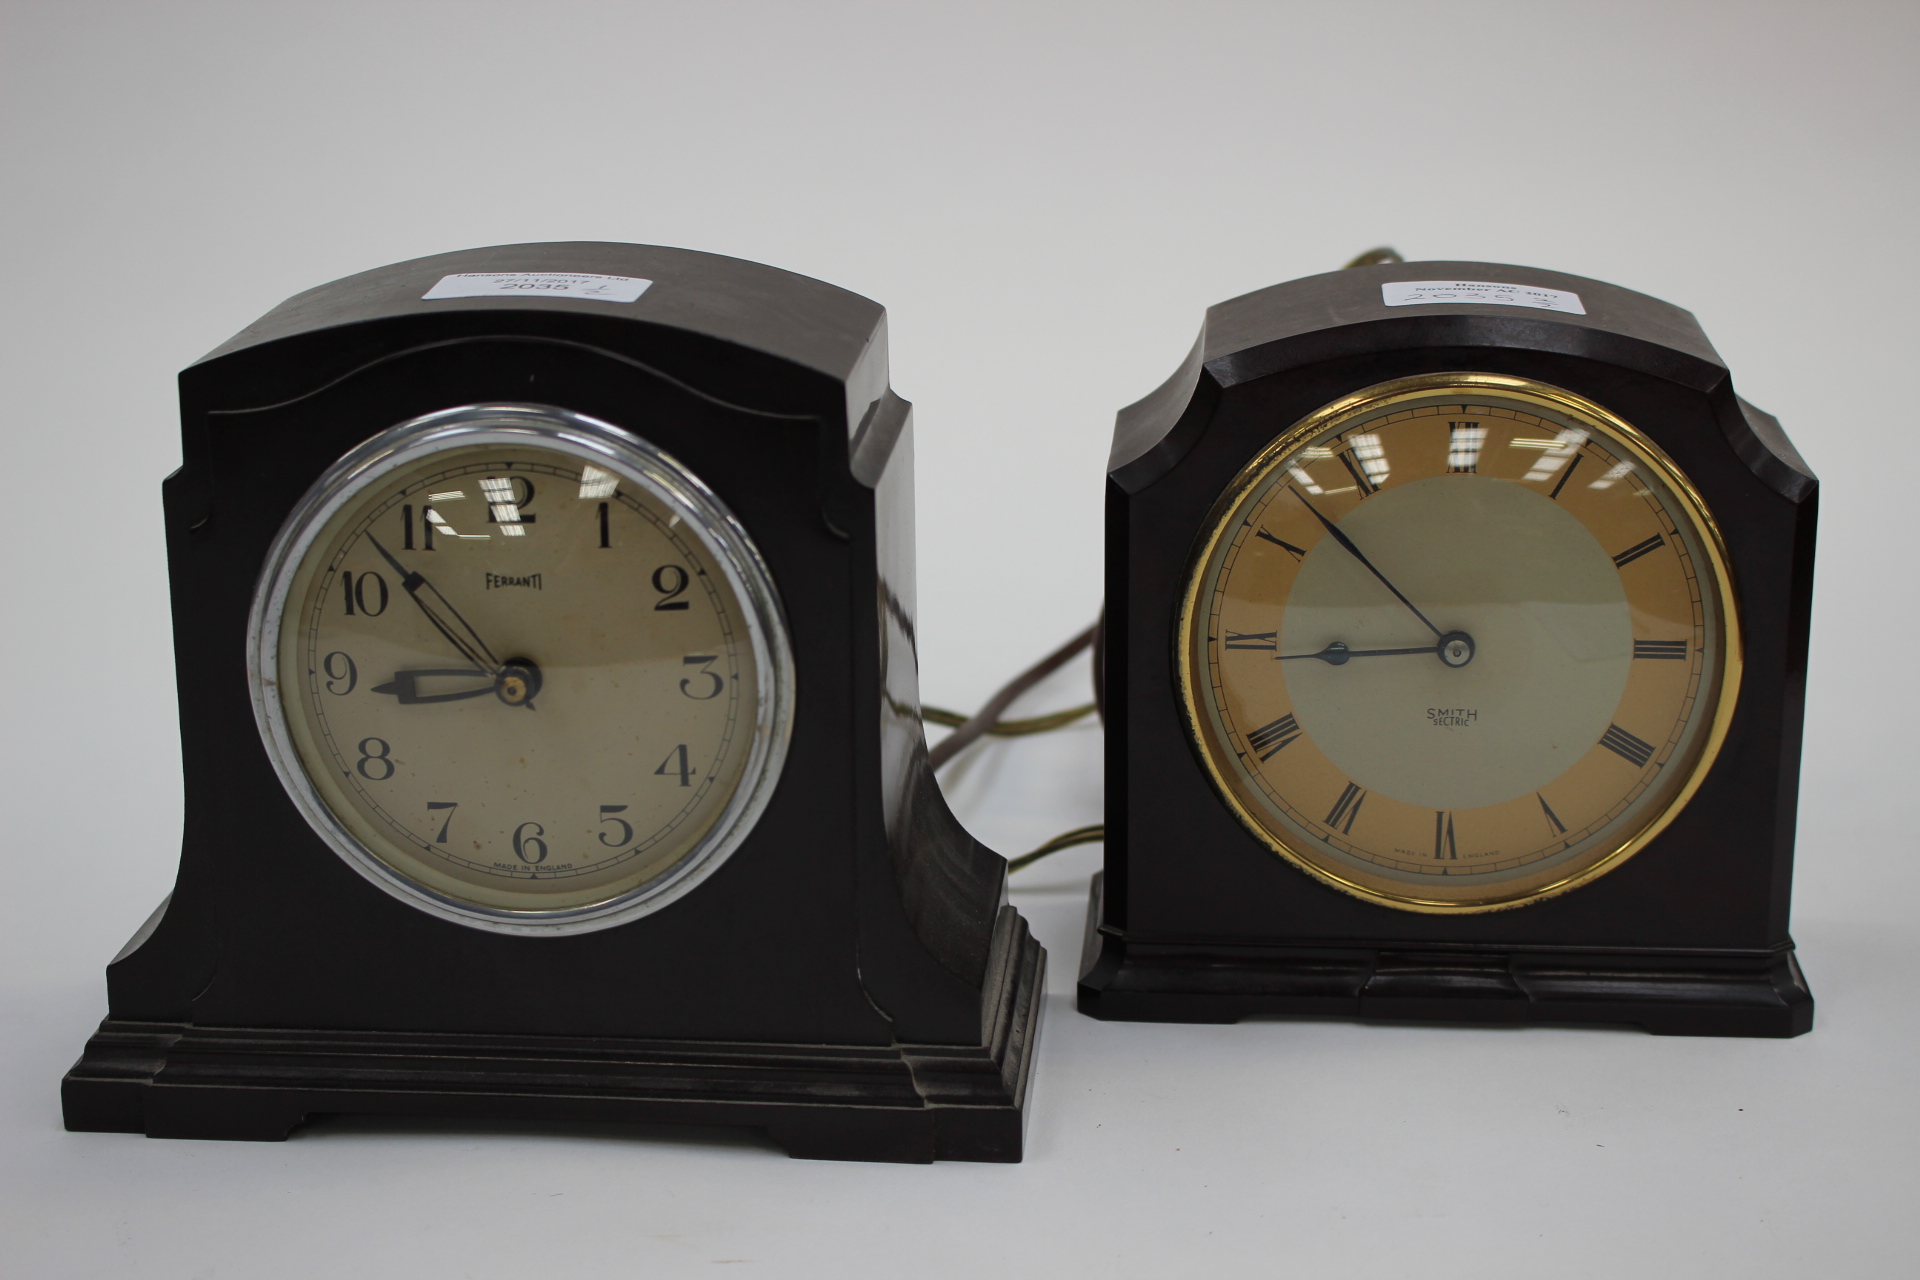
<box><xmin>254</xmin><ymin>405</ymin><xmax>791</xmax><ymax>933</ymax></box>
<box><xmin>1180</xmin><ymin>373</ymin><xmax>1739</xmax><ymax>912</ymax></box>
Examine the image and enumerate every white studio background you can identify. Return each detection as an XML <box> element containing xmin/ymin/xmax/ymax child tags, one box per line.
<box><xmin>1</xmin><ymin>2</ymin><xmax>1914</xmax><ymax>1276</ymax></box>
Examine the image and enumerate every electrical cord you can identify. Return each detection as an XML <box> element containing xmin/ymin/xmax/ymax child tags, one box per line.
<box><xmin>921</xmin><ymin>703</ymin><xmax>1098</xmax><ymax>737</ymax></box>
<box><xmin>928</xmin><ymin>249</ymin><xmax>1403</xmax><ymax>872</ymax></box>
<box><xmin>924</xmin><ymin>623</ymin><xmax>1099</xmax><ymax>771</ymax></box>
<box><xmin>1007</xmin><ymin>825</ymin><xmax>1107</xmax><ymax>874</ymax></box>
<box><xmin>922</xmin><ymin>621</ymin><xmax>1104</xmax><ymax>871</ymax></box>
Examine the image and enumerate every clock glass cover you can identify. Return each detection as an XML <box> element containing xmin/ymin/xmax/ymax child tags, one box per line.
<box><xmin>250</xmin><ymin>404</ymin><xmax>792</xmax><ymax>934</ymax></box>
<box><xmin>1181</xmin><ymin>373</ymin><xmax>1739</xmax><ymax>911</ymax></box>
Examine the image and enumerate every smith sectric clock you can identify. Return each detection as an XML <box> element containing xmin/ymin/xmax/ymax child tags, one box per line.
<box><xmin>1081</xmin><ymin>262</ymin><xmax>1815</xmax><ymax>1036</ymax></box>
<box><xmin>62</xmin><ymin>243</ymin><xmax>1044</xmax><ymax>1161</ymax></box>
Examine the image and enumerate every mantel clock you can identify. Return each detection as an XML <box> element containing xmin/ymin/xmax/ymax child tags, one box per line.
<box><xmin>1081</xmin><ymin>262</ymin><xmax>1814</xmax><ymax>1036</ymax></box>
<box><xmin>63</xmin><ymin>243</ymin><xmax>1044</xmax><ymax>1160</ymax></box>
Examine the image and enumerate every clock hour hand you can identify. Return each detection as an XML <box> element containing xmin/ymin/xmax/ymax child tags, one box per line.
<box><xmin>364</xmin><ymin>533</ymin><xmax>502</xmax><ymax>675</ymax></box>
<box><xmin>1278</xmin><ymin>633</ymin><xmax>1475</xmax><ymax>668</ymax></box>
<box><xmin>371</xmin><ymin>659</ymin><xmax>544</xmax><ymax>709</ymax></box>
<box><xmin>371</xmin><ymin>668</ymin><xmax>496</xmax><ymax>704</ymax></box>
<box><xmin>1289</xmin><ymin>488</ymin><xmax>1444</xmax><ymax>639</ymax></box>
<box><xmin>1280</xmin><ymin>642</ymin><xmax>1434</xmax><ymax>665</ymax></box>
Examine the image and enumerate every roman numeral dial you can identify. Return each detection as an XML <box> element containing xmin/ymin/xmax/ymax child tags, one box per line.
<box><xmin>1223</xmin><ymin>631</ymin><xmax>1277</xmax><ymax>651</ymax></box>
<box><xmin>1325</xmin><ymin>783</ymin><xmax>1367</xmax><ymax>834</ymax></box>
<box><xmin>1253</xmin><ymin>528</ymin><xmax>1307</xmax><ymax>559</ymax></box>
<box><xmin>1183</xmin><ymin>374</ymin><xmax>1736</xmax><ymax>911</ymax></box>
<box><xmin>1245</xmin><ymin>713</ymin><xmax>1301</xmax><ymax>760</ymax></box>
<box><xmin>1612</xmin><ymin>534</ymin><xmax>1666</xmax><ymax>569</ymax></box>
<box><xmin>1600</xmin><ymin>723</ymin><xmax>1657</xmax><ymax>768</ymax></box>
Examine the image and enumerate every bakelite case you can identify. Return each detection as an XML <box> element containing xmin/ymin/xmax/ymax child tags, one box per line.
<box><xmin>1081</xmin><ymin>261</ymin><xmax>1815</xmax><ymax>1036</ymax></box>
<box><xmin>63</xmin><ymin>243</ymin><xmax>1044</xmax><ymax>1162</ymax></box>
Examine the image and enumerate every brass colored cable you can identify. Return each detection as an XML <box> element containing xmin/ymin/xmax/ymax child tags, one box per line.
<box><xmin>925</xmin><ymin>623</ymin><xmax>1099</xmax><ymax>770</ymax></box>
<box><xmin>1007</xmin><ymin>824</ymin><xmax>1106</xmax><ymax>874</ymax></box>
<box><xmin>920</xmin><ymin>624</ymin><xmax>1103</xmax><ymax>872</ymax></box>
<box><xmin>940</xmin><ymin>245</ymin><xmax>1405</xmax><ymax>873</ymax></box>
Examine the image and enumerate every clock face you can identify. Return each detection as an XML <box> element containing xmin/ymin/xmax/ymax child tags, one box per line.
<box><xmin>1180</xmin><ymin>373</ymin><xmax>1739</xmax><ymax>912</ymax></box>
<box><xmin>251</xmin><ymin>404</ymin><xmax>792</xmax><ymax>934</ymax></box>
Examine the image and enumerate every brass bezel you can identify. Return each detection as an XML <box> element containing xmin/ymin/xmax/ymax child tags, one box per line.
<box><xmin>1175</xmin><ymin>372</ymin><xmax>1744</xmax><ymax>914</ymax></box>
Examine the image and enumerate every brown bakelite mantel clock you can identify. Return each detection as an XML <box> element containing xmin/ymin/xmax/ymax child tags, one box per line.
<box><xmin>62</xmin><ymin>243</ymin><xmax>1044</xmax><ymax>1160</ymax></box>
<box><xmin>1082</xmin><ymin>262</ymin><xmax>1814</xmax><ymax>1036</ymax></box>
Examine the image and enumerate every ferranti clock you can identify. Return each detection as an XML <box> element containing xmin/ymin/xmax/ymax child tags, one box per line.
<box><xmin>1081</xmin><ymin>262</ymin><xmax>1815</xmax><ymax>1036</ymax></box>
<box><xmin>62</xmin><ymin>243</ymin><xmax>1044</xmax><ymax>1161</ymax></box>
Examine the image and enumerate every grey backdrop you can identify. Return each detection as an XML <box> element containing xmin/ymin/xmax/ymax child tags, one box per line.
<box><xmin>2</xmin><ymin>2</ymin><xmax>1914</xmax><ymax>1276</ymax></box>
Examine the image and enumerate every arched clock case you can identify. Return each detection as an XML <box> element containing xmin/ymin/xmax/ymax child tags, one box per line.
<box><xmin>1080</xmin><ymin>261</ymin><xmax>1815</xmax><ymax>1037</ymax></box>
<box><xmin>61</xmin><ymin>243</ymin><xmax>1044</xmax><ymax>1161</ymax></box>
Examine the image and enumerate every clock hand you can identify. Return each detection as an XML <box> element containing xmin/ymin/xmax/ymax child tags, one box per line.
<box><xmin>364</xmin><ymin>534</ymin><xmax>502</xmax><ymax>675</ymax></box>
<box><xmin>1280</xmin><ymin>642</ymin><xmax>1434</xmax><ymax>664</ymax></box>
<box><xmin>371</xmin><ymin>668</ymin><xmax>495</xmax><ymax>704</ymax></box>
<box><xmin>1289</xmin><ymin>488</ymin><xmax>1444</xmax><ymax>639</ymax></box>
<box><xmin>371</xmin><ymin>661</ymin><xmax>544</xmax><ymax>707</ymax></box>
<box><xmin>1278</xmin><ymin>633</ymin><xmax>1476</xmax><ymax>668</ymax></box>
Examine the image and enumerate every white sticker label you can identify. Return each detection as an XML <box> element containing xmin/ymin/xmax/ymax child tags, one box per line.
<box><xmin>422</xmin><ymin>272</ymin><xmax>652</xmax><ymax>303</ymax></box>
<box><xmin>1381</xmin><ymin>280</ymin><xmax>1585</xmax><ymax>315</ymax></box>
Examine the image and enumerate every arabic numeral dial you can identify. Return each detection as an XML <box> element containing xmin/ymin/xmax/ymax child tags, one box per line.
<box><xmin>266</xmin><ymin>421</ymin><xmax>784</xmax><ymax>928</ymax></box>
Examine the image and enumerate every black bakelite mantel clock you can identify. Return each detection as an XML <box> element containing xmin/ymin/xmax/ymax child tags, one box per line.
<box><xmin>62</xmin><ymin>243</ymin><xmax>1044</xmax><ymax>1161</ymax></box>
<box><xmin>1081</xmin><ymin>262</ymin><xmax>1815</xmax><ymax>1036</ymax></box>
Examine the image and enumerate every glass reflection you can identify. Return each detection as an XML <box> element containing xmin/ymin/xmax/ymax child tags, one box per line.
<box><xmin>427</xmin><ymin>507</ymin><xmax>488</xmax><ymax>540</ymax></box>
<box><xmin>480</xmin><ymin>477</ymin><xmax>526</xmax><ymax>536</ymax></box>
<box><xmin>1350</xmin><ymin>432</ymin><xmax>1389</xmax><ymax>486</ymax></box>
<box><xmin>1588</xmin><ymin>461</ymin><xmax>1635</xmax><ymax>490</ymax></box>
<box><xmin>1511</xmin><ymin>429</ymin><xmax>1589</xmax><ymax>483</ymax></box>
<box><xmin>1448</xmin><ymin>423</ymin><xmax>1486</xmax><ymax>472</ymax></box>
<box><xmin>578</xmin><ymin>465</ymin><xmax>618</xmax><ymax>500</ymax></box>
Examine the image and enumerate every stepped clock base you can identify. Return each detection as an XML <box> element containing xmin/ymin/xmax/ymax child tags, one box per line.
<box><xmin>1077</xmin><ymin>874</ymin><xmax>1810</xmax><ymax>1038</ymax></box>
<box><xmin>64</xmin><ymin>912</ymin><xmax>1044</xmax><ymax>1164</ymax></box>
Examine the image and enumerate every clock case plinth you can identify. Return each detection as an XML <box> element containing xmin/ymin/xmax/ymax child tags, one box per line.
<box><xmin>1081</xmin><ymin>261</ymin><xmax>1814</xmax><ymax>1038</ymax></box>
<box><xmin>62</xmin><ymin>243</ymin><xmax>1043</xmax><ymax>1161</ymax></box>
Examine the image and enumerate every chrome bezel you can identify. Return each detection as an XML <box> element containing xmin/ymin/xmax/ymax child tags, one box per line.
<box><xmin>247</xmin><ymin>403</ymin><xmax>795</xmax><ymax>936</ymax></box>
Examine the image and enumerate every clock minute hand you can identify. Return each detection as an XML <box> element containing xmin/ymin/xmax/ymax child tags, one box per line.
<box><xmin>1290</xmin><ymin>488</ymin><xmax>1443</xmax><ymax>639</ymax></box>
<box><xmin>364</xmin><ymin>534</ymin><xmax>502</xmax><ymax>674</ymax></box>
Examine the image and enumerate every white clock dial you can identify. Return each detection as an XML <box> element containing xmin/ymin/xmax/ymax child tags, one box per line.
<box><xmin>1181</xmin><ymin>374</ymin><xmax>1739</xmax><ymax>912</ymax></box>
<box><xmin>251</xmin><ymin>404</ymin><xmax>792</xmax><ymax>934</ymax></box>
